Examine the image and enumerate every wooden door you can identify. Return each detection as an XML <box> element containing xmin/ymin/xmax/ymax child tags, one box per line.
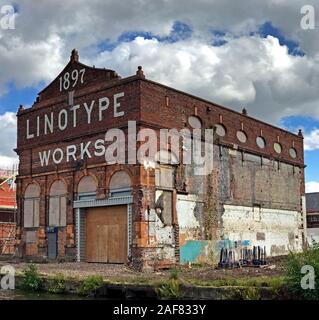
<box><xmin>86</xmin><ymin>205</ymin><xmax>127</xmax><ymax>263</ymax></box>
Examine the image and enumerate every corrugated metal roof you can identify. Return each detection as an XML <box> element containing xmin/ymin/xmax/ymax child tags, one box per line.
<box><xmin>306</xmin><ymin>193</ymin><xmax>319</xmax><ymax>212</ymax></box>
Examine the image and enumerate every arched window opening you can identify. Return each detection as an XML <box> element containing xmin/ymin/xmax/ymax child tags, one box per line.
<box><xmin>24</xmin><ymin>183</ymin><xmax>40</xmax><ymax>228</ymax></box>
<box><xmin>49</xmin><ymin>180</ymin><xmax>67</xmax><ymax>227</ymax></box>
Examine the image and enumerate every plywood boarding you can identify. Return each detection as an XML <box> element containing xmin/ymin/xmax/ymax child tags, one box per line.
<box><xmin>86</xmin><ymin>205</ymin><xmax>127</xmax><ymax>263</ymax></box>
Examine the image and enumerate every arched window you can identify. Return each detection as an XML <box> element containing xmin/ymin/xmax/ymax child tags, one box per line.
<box><xmin>24</xmin><ymin>183</ymin><xmax>40</xmax><ymax>228</ymax></box>
<box><xmin>49</xmin><ymin>180</ymin><xmax>67</xmax><ymax>227</ymax></box>
<box><xmin>109</xmin><ymin>171</ymin><xmax>131</xmax><ymax>191</ymax></box>
<box><xmin>78</xmin><ymin>175</ymin><xmax>97</xmax><ymax>194</ymax></box>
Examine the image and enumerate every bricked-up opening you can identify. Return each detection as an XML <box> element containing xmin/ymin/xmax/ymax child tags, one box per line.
<box><xmin>236</xmin><ymin>130</ymin><xmax>247</xmax><ymax>143</ymax></box>
<box><xmin>274</xmin><ymin>142</ymin><xmax>282</xmax><ymax>154</ymax></box>
<box><xmin>77</xmin><ymin>175</ymin><xmax>97</xmax><ymax>194</ymax></box>
<box><xmin>23</xmin><ymin>183</ymin><xmax>40</xmax><ymax>228</ymax></box>
<box><xmin>49</xmin><ymin>180</ymin><xmax>67</xmax><ymax>227</ymax></box>
<box><xmin>109</xmin><ymin>171</ymin><xmax>132</xmax><ymax>196</ymax></box>
<box><xmin>290</xmin><ymin>148</ymin><xmax>297</xmax><ymax>159</ymax></box>
<box><xmin>215</xmin><ymin>123</ymin><xmax>226</xmax><ymax>137</ymax></box>
<box><xmin>256</xmin><ymin>136</ymin><xmax>266</xmax><ymax>149</ymax></box>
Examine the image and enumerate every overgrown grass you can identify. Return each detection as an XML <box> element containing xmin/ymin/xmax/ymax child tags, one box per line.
<box><xmin>154</xmin><ymin>267</ymin><xmax>182</xmax><ymax>299</ymax></box>
<box><xmin>155</xmin><ymin>279</ymin><xmax>181</xmax><ymax>299</ymax></box>
<box><xmin>77</xmin><ymin>275</ymin><xmax>104</xmax><ymax>296</ymax></box>
<box><xmin>182</xmin><ymin>276</ymin><xmax>284</xmax><ymax>289</ymax></box>
<box><xmin>285</xmin><ymin>243</ymin><xmax>319</xmax><ymax>300</ymax></box>
<box><xmin>48</xmin><ymin>273</ymin><xmax>66</xmax><ymax>294</ymax></box>
<box><xmin>22</xmin><ymin>264</ymin><xmax>43</xmax><ymax>292</ymax></box>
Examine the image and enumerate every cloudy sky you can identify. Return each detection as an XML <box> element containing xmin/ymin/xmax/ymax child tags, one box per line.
<box><xmin>0</xmin><ymin>0</ymin><xmax>319</xmax><ymax>191</ymax></box>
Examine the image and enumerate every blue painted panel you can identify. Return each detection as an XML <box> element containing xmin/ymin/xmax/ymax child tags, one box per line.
<box><xmin>180</xmin><ymin>240</ymin><xmax>209</xmax><ymax>264</ymax></box>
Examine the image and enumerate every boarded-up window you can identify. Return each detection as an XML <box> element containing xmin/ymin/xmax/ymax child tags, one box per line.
<box><xmin>109</xmin><ymin>171</ymin><xmax>131</xmax><ymax>190</ymax></box>
<box><xmin>155</xmin><ymin>150</ymin><xmax>177</xmax><ymax>189</ymax></box>
<box><xmin>78</xmin><ymin>175</ymin><xmax>97</xmax><ymax>194</ymax></box>
<box><xmin>49</xmin><ymin>180</ymin><xmax>67</xmax><ymax>227</ymax></box>
<box><xmin>24</xmin><ymin>183</ymin><xmax>40</xmax><ymax>228</ymax></box>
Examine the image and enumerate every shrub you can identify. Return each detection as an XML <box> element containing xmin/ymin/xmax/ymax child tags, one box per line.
<box><xmin>285</xmin><ymin>243</ymin><xmax>319</xmax><ymax>300</ymax></box>
<box><xmin>48</xmin><ymin>273</ymin><xmax>66</xmax><ymax>294</ymax></box>
<box><xmin>155</xmin><ymin>279</ymin><xmax>181</xmax><ymax>299</ymax></box>
<box><xmin>78</xmin><ymin>275</ymin><xmax>104</xmax><ymax>296</ymax></box>
<box><xmin>22</xmin><ymin>264</ymin><xmax>43</xmax><ymax>292</ymax></box>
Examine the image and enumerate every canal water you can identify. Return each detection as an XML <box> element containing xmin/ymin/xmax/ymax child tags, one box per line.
<box><xmin>0</xmin><ymin>289</ymin><xmax>95</xmax><ymax>300</ymax></box>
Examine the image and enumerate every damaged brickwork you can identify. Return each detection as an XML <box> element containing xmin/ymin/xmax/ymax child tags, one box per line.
<box><xmin>15</xmin><ymin>50</ymin><xmax>306</xmax><ymax>270</ymax></box>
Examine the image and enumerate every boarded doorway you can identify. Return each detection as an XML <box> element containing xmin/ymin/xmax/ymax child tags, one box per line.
<box><xmin>86</xmin><ymin>205</ymin><xmax>127</xmax><ymax>263</ymax></box>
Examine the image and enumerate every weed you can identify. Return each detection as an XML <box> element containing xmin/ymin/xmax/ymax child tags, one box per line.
<box><xmin>285</xmin><ymin>243</ymin><xmax>319</xmax><ymax>300</ymax></box>
<box><xmin>78</xmin><ymin>275</ymin><xmax>104</xmax><ymax>296</ymax></box>
<box><xmin>155</xmin><ymin>279</ymin><xmax>181</xmax><ymax>299</ymax></box>
<box><xmin>22</xmin><ymin>264</ymin><xmax>43</xmax><ymax>292</ymax></box>
<box><xmin>170</xmin><ymin>267</ymin><xmax>179</xmax><ymax>280</ymax></box>
<box><xmin>48</xmin><ymin>273</ymin><xmax>66</xmax><ymax>294</ymax></box>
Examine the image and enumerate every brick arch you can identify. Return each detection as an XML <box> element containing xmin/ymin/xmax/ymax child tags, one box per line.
<box><xmin>47</xmin><ymin>177</ymin><xmax>68</xmax><ymax>196</ymax></box>
<box><xmin>107</xmin><ymin>167</ymin><xmax>133</xmax><ymax>191</ymax></box>
<box><xmin>49</xmin><ymin>179</ymin><xmax>67</xmax><ymax>196</ymax></box>
<box><xmin>23</xmin><ymin>182</ymin><xmax>41</xmax><ymax>228</ymax></box>
<box><xmin>77</xmin><ymin>174</ymin><xmax>98</xmax><ymax>193</ymax></box>
<box><xmin>48</xmin><ymin>179</ymin><xmax>67</xmax><ymax>227</ymax></box>
<box><xmin>24</xmin><ymin>182</ymin><xmax>41</xmax><ymax>198</ymax></box>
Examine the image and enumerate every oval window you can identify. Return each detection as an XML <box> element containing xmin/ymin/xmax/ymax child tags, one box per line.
<box><xmin>274</xmin><ymin>142</ymin><xmax>282</xmax><ymax>154</ymax></box>
<box><xmin>188</xmin><ymin>116</ymin><xmax>202</xmax><ymax>129</ymax></box>
<box><xmin>215</xmin><ymin>124</ymin><xmax>226</xmax><ymax>137</ymax></box>
<box><xmin>236</xmin><ymin>130</ymin><xmax>247</xmax><ymax>143</ymax></box>
<box><xmin>256</xmin><ymin>136</ymin><xmax>266</xmax><ymax>149</ymax></box>
<box><xmin>289</xmin><ymin>148</ymin><xmax>297</xmax><ymax>159</ymax></box>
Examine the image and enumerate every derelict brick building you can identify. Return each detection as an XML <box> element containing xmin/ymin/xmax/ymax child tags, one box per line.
<box><xmin>15</xmin><ymin>50</ymin><xmax>306</xmax><ymax>269</ymax></box>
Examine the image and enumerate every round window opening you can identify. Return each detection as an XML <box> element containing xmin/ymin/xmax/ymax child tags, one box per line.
<box><xmin>256</xmin><ymin>136</ymin><xmax>266</xmax><ymax>149</ymax></box>
<box><xmin>289</xmin><ymin>148</ymin><xmax>297</xmax><ymax>159</ymax></box>
<box><xmin>236</xmin><ymin>130</ymin><xmax>247</xmax><ymax>143</ymax></box>
<box><xmin>274</xmin><ymin>142</ymin><xmax>282</xmax><ymax>154</ymax></box>
<box><xmin>188</xmin><ymin>116</ymin><xmax>202</xmax><ymax>129</ymax></box>
<box><xmin>215</xmin><ymin>124</ymin><xmax>226</xmax><ymax>137</ymax></box>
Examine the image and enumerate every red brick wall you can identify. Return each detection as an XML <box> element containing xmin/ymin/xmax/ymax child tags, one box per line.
<box><xmin>140</xmin><ymin>79</ymin><xmax>304</xmax><ymax>167</ymax></box>
<box><xmin>15</xmin><ymin>59</ymin><xmax>305</xmax><ymax>265</ymax></box>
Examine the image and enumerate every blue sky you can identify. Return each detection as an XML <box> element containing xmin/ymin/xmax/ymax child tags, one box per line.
<box><xmin>0</xmin><ymin>1</ymin><xmax>318</xmax><ymax>192</ymax></box>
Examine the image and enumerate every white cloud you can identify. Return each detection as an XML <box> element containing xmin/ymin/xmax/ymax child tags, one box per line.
<box><xmin>95</xmin><ymin>35</ymin><xmax>319</xmax><ymax>124</ymax></box>
<box><xmin>0</xmin><ymin>34</ymin><xmax>64</xmax><ymax>95</ymax></box>
<box><xmin>304</xmin><ymin>129</ymin><xmax>319</xmax><ymax>151</ymax></box>
<box><xmin>306</xmin><ymin>181</ymin><xmax>319</xmax><ymax>193</ymax></box>
<box><xmin>0</xmin><ymin>112</ymin><xmax>18</xmax><ymax>168</ymax></box>
<box><xmin>0</xmin><ymin>0</ymin><xmax>318</xmax><ymax>126</ymax></box>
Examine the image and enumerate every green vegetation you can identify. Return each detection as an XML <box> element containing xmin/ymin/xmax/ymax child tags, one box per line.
<box><xmin>48</xmin><ymin>273</ymin><xmax>66</xmax><ymax>294</ymax></box>
<box><xmin>78</xmin><ymin>275</ymin><xmax>104</xmax><ymax>296</ymax></box>
<box><xmin>22</xmin><ymin>264</ymin><xmax>43</xmax><ymax>292</ymax></box>
<box><xmin>170</xmin><ymin>266</ymin><xmax>179</xmax><ymax>280</ymax></box>
<box><xmin>155</xmin><ymin>266</ymin><xmax>181</xmax><ymax>298</ymax></box>
<box><xmin>285</xmin><ymin>243</ymin><xmax>319</xmax><ymax>300</ymax></box>
<box><xmin>155</xmin><ymin>279</ymin><xmax>181</xmax><ymax>299</ymax></box>
<box><xmin>183</xmin><ymin>276</ymin><xmax>284</xmax><ymax>289</ymax></box>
